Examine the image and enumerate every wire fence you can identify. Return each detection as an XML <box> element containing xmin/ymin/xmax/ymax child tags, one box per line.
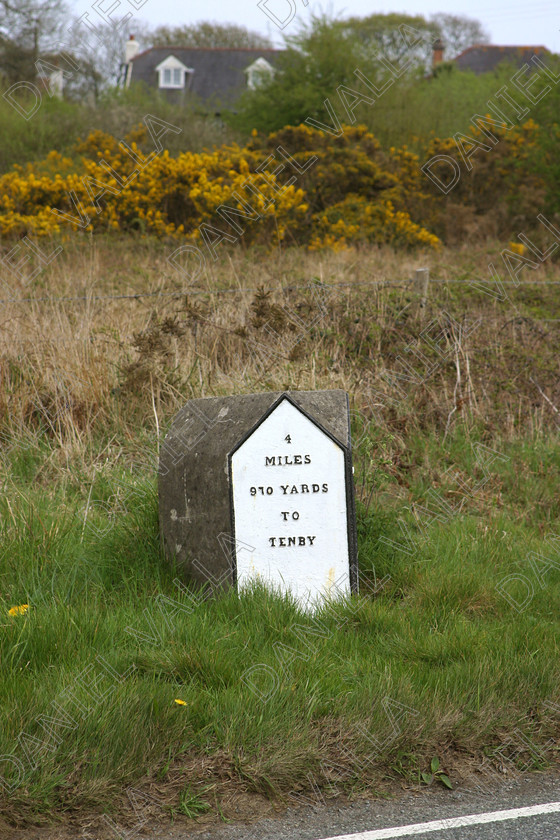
<box><xmin>2</xmin><ymin>274</ymin><xmax>560</xmax><ymax>308</ymax></box>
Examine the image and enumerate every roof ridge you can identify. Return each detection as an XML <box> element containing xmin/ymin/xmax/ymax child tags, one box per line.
<box><xmin>453</xmin><ymin>43</ymin><xmax>549</xmax><ymax>62</ymax></box>
<box><xmin>132</xmin><ymin>45</ymin><xmax>282</xmax><ymax>61</ymax></box>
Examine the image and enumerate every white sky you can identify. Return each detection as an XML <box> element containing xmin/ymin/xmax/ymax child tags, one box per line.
<box><xmin>70</xmin><ymin>0</ymin><xmax>560</xmax><ymax>53</ymax></box>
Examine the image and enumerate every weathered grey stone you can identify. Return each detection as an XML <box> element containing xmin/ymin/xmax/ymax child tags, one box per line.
<box><xmin>158</xmin><ymin>389</ymin><xmax>356</xmax><ymax>595</ymax></box>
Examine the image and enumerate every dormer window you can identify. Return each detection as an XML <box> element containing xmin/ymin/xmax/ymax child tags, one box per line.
<box><xmin>163</xmin><ymin>68</ymin><xmax>182</xmax><ymax>86</ymax></box>
<box><xmin>245</xmin><ymin>57</ymin><xmax>274</xmax><ymax>90</ymax></box>
<box><xmin>156</xmin><ymin>55</ymin><xmax>193</xmax><ymax>89</ymax></box>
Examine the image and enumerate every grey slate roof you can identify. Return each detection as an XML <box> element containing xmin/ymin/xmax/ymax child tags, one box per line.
<box><xmin>454</xmin><ymin>44</ymin><xmax>550</xmax><ymax>74</ymax></box>
<box><xmin>130</xmin><ymin>46</ymin><xmax>283</xmax><ymax>109</ymax></box>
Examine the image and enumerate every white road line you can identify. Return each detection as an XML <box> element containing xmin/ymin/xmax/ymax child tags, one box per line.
<box><xmin>316</xmin><ymin>800</ymin><xmax>560</xmax><ymax>840</ymax></box>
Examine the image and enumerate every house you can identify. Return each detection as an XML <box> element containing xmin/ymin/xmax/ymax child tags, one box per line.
<box><xmin>454</xmin><ymin>44</ymin><xmax>550</xmax><ymax>74</ymax></box>
<box><xmin>36</xmin><ymin>67</ymin><xmax>64</xmax><ymax>98</ymax></box>
<box><xmin>433</xmin><ymin>42</ymin><xmax>550</xmax><ymax>74</ymax></box>
<box><xmin>123</xmin><ymin>37</ymin><xmax>282</xmax><ymax>110</ymax></box>
<box><xmin>0</xmin><ymin>47</ymin><xmax>68</xmax><ymax>95</ymax></box>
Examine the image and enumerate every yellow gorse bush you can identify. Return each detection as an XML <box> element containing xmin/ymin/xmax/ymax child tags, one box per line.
<box><xmin>0</xmin><ymin>123</ymin><xmax>441</xmax><ymax>251</ymax></box>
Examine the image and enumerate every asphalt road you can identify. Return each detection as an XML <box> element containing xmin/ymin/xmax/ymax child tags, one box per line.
<box><xmin>312</xmin><ymin>803</ymin><xmax>560</xmax><ymax>838</ymax></box>
<box><xmin>155</xmin><ymin>771</ymin><xmax>560</xmax><ymax>840</ymax></box>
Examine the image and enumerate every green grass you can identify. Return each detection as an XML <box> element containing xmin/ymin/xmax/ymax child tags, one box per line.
<box><xmin>1</xmin><ymin>430</ymin><xmax>560</xmax><ymax>826</ymax></box>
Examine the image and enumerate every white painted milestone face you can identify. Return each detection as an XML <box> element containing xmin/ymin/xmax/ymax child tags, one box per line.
<box><xmin>230</xmin><ymin>399</ymin><xmax>351</xmax><ymax>608</ymax></box>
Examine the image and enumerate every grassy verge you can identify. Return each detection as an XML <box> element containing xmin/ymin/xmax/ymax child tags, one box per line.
<box><xmin>1</xmin><ymin>239</ymin><xmax>560</xmax><ymax>833</ymax></box>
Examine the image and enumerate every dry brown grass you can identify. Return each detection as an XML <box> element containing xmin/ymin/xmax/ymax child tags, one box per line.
<box><xmin>1</xmin><ymin>235</ymin><xmax>559</xmax><ymax>484</ymax></box>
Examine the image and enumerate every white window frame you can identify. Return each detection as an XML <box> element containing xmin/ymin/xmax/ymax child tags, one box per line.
<box><xmin>245</xmin><ymin>57</ymin><xmax>274</xmax><ymax>91</ymax></box>
<box><xmin>156</xmin><ymin>56</ymin><xmax>192</xmax><ymax>90</ymax></box>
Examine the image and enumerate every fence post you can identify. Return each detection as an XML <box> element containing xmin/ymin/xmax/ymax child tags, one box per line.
<box><xmin>414</xmin><ymin>268</ymin><xmax>429</xmax><ymax>321</ymax></box>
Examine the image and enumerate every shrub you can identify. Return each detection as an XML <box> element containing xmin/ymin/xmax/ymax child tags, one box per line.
<box><xmin>0</xmin><ymin>122</ymin><xmax>441</xmax><ymax>251</ymax></box>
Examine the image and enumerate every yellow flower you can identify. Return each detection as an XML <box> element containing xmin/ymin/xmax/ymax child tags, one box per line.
<box><xmin>509</xmin><ymin>242</ymin><xmax>526</xmax><ymax>255</ymax></box>
<box><xmin>174</xmin><ymin>698</ymin><xmax>187</xmax><ymax>706</ymax></box>
<box><xmin>8</xmin><ymin>604</ymin><xmax>29</xmax><ymax>616</ymax></box>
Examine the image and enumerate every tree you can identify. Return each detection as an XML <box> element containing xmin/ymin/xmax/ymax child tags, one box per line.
<box><xmin>335</xmin><ymin>13</ymin><xmax>438</xmax><ymax>70</ymax></box>
<box><xmin>230</xmin><ymin>13</ymin><xmax>367</xmax><ymax>134</ymax></box>
<box><xmin>65</xmin><ymin>18</ymin><xmax>152</xmax><ymax>101</ymax></box>
<box><xmin>430</xmin><ymin>14</ymin><xmax>490</xmax><ymax>60</ymax></box>
<box><xmin>151</xmin><ymin>21</ymin><xmax>272</xmax><ymax>49</ymax></box>
<box><xmin>0</xmin><ymin>0</ymin><xmax>68</xmax><ymax>82</ymax></box>
<box><xmin>335</xmin><ymin>13</ymin><xmax>489</xmax><ymax>69</ymax></box>
<box><xmin>231</xmin><ymin>12</ymin><xmax>437</xmax><ymax>135</ymax></box>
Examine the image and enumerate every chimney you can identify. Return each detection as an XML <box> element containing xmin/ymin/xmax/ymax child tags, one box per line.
<box><xmin>432</xmin><ymin>38</ymin><xmax>444</xmax><ymax>67</ymax></box>
<box><xmin>124</xmin><ymin>35</ymin><xmax>140</xmax><ymax>88</ymax></box>
<box><xmin>125</xmin><ymin>35</ymin><xmax>140</xmax><ymax>64</ymax></box>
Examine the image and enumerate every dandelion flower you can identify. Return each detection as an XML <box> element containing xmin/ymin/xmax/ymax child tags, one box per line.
<box><xmin>174</xmin><ymin>699</ymin><xmax>187</xmax><ymax>706</ymax></box>
<box><xmin>8</xmin><ymin>604</ymin><xmax>29</xmax><ymax>616</ymax></box>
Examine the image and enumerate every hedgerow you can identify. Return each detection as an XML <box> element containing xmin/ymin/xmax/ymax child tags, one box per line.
<box><xmin>0</xmin><ymin>118</ymin><xmax>555</xmax><ymax>251</ymax></box>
